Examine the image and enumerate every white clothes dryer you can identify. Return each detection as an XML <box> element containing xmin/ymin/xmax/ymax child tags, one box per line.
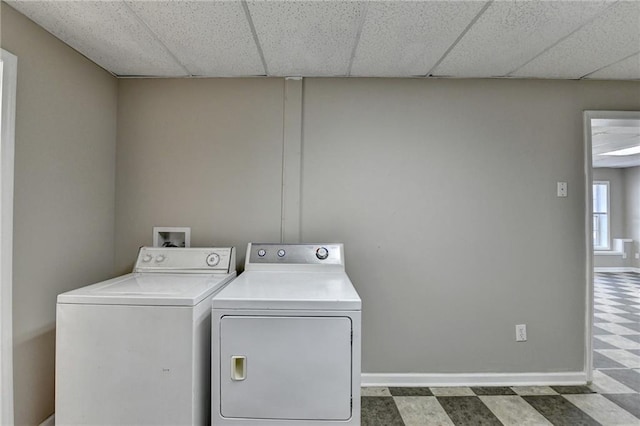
<box><xmin>56</xmin><ymin>246</ymin><xmax>236</xmax><ymax>426</ymax></box>
<box><xmin>212</xmin><ymin>243</ymin><xmax>361</xmax><ymax>425</ymax></box>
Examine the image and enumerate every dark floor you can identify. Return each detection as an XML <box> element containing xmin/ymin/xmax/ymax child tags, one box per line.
<box><xmin>360</xmin><ymin>272</ymin><xmax>640</xmax><ymax>425</ymax></box>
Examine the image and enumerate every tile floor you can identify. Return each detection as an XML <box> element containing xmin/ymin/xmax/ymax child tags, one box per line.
<box><xmin>360</xmin><ymin>272</ymin><xmax>640</xmax><ymax>425</ymax></box>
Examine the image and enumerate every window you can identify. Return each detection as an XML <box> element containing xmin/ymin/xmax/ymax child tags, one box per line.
<box><xmin>593</xmin><ymin>181</ymin><xmax>609</xmax><ymax>250</ymax></box>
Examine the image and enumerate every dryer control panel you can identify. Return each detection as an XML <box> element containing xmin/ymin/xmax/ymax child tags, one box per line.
<box><xmin>134</xmin><ymin>247</ymin><xmax>236</xmax><ymax>273</ymax></box>
<box><xmin>247</xmin><ymin>243</ymin><xmax>343</xmax><ymax>267</ymax></box>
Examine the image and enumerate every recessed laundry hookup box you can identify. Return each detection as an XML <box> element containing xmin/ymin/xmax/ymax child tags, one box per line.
<box><xmin>153</xmin><ymin>226</ymin><xmax>191</xmax><ymax>248</ymax></box>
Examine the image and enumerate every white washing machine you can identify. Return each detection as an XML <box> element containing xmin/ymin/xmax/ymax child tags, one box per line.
<box><xmin>211</xmin><ymin>243</ymin><xmax>361</xmax><ymax>426</ymax></box>
<box><xmin>56</xmin><ymin>246</ymin><xmax>236</xmax><ymax>426</ymax></box>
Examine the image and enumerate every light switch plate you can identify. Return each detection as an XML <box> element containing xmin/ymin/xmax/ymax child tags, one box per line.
<box><xmin>516</xmin><ymin>324</ymin><xmax>527</xmax><ymax>342</ymax></box>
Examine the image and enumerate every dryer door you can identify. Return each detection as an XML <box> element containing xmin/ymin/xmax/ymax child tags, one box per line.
<box><xmin>219</xmin><ymin>316</ymin><xmax>352</xmax><ymax>420</ymax></box>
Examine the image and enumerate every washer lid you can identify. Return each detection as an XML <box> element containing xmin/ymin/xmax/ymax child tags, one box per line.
<box><xmin>57</xmin><ymin>272</ymin><xmax>236</xmax><ymax>306</ymax></box>
<box><xmin>211</xmin><ymin>271</ymin><xmax>361</xmax><ymax>311</ymax></box>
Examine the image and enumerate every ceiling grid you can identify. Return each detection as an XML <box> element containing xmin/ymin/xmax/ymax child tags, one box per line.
<box><xmin>506</xmin><ymin>0</ymin><xmax>621</xmax><ymax>77</ymax></box>
<box><xmin>121</xmin><ymin>1</ymin><xmax>191</xmax><ymax>77</ymax></box>
<box><xmin>4</xmin><ymin>0</ymin><xmax>639</xmax><ymax>80</ymax></box>
<box><xmin>346</xmin><ymin>2</ymin><xmax>369</xmax><ymax>77</ymax></box>
<box><xmin>513</xmin><ymin>0</ymin><xmax>640</xmax><ymax>79</ymax></box>
<box><xmin>425</xmin><ymin>0</ymin><xmax>494</xmax><ymax>77</ymax></box>
<box><xmin>241</xmin><ymin>0</ymin><xmax>269</xmax><ymax>76</ymax></box>
<box><xmin>587</xmin><ymin>52</ymin><xmax>640</xmax><ymax>80</ymax></box>
<box><xmin>433</xmin><ymin>0</ymin><xmax>617</xmax><ymax>78</ymax></box>
<box><xmin>582</xmin><ymin>50</ymin><xmax>640</xmax><ymax>79</ymax></box>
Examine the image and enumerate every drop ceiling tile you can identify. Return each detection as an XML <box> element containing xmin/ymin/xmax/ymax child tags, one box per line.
<box><xmin>246</xmin><ymin>0</ymin><xmax>366</xmax><ymax>76</ymax></box>
<box><xmin>433</xmin><ymin>0</ymin><xmax>613</xmax><ymax>78</ymax></box>
<box><xmin>125</xmin><ymin>1</ymin><xmax>264</xmax><ymax>77</ymax></box>
<box><xmin>6</xmin><ymin>0</ymin><xmax>187</xmax><ymax>76</ymax></box>
<box><xmin>586</xmin><ymin>53</ymin><xmax>640</xmax><ymax>80</ymax></box>
<box><xmin>513</xmin><ymin>1</ymin><xmax>640</xmax><ymax>79</ymax></box>
<box><xmin>350</xmin><ymin>1</ymin><xmax>486</xmax><ymax>77</ymax></box>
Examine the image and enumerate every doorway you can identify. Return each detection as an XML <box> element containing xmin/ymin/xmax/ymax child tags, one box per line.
<box><xmin>585</xmin><ymin>111</ymin><xmax>640</xmax><ymax>396</ymax></box>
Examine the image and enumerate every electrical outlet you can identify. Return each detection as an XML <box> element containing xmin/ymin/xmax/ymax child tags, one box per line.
<box><xmin>635</xmin><ymin>253</ymin><xmax>639</xmax><ymax>259</ymax></box>
<box><xmin>516</xmin><ymin>324</ymin><xmax>527</xmax><ymax>342</ymax></box>
<box><xmin>623</xmin><ymin>252</ymin><xmax>627</xmax><ymax>259</ymax></box>
<box><xmin>557</xmin><ymin>182</ymin><xmax>568</xmax><ymax>197</ymax></box>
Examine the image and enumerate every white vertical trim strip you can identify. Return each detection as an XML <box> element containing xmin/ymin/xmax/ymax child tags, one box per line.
<box><xmin>0</xmin><ymin>48</ymin><xmax>17</xmax><ymax>426</ymax></box>
<box><xmin>281</xmin><ymin>77</ymin><xmax>303</xmax><ymax>243</ymax></box>
<box><xmin>584</xmin><ymin>111</ymin><xmax>595</xmax><ymax>384</ymax></box>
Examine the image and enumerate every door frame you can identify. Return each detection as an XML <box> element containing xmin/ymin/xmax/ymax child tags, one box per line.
<box><xmin>0</xmin><ymin>48</ymin><xmax>17</xmax><ymax>425</ymax></box>
<box><xmin>583</xmin><ymin>110</ymin><xmax>640</xmax><ymax>383</ymax></box>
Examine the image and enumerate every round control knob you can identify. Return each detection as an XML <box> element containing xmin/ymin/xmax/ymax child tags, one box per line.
<box><xmin>155</xmin><ymin>254</ymin><xmax>166</xmax><ymax>263</ymax></box>
<box><xmin>277</xmin><ymin>249</ymin><xmax>286</xmax><ymax>257</ymax></box>
<box><xmin>257</xmin><ymin>249</ymin><xmax>266</xmax><ymax>257</ymax></box>
<box><xmin>316</xmin><ymin>247</ymin><xmax>329</xmax><ymax>260</ymax></box>
<box><xmin>142</xmin><ymin>254</ymin><xmax>153</xmax><ymax>263</ymax></box>
<box><xmin>206</xmin><ymin>253</ymin><xmax>221</xmax><ymax>267</ymax></box>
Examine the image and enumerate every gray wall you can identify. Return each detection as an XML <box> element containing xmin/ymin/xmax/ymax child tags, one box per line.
<box><xmin>301</xmin><ymin>78</ymin><xmax>639</xmax><ymax>373</ymax></box>
<box><xmin>1</xmin><ymin>4</ymin><xmax>118</xmax><ymax>425</ymax></box>
<box><xmin>117</xmin><ymin>77</ymin><xmax>640</xmax><ymax>376</ymax></box>
<box><xmin>115</xmin><ymin>79</ymin><xmax>285</xmax><ymax>273</ymax></box>
<box><xmin>625</xmin><ymin>166</ymin><xmax>640</xmax><ymax>268</ymax></box>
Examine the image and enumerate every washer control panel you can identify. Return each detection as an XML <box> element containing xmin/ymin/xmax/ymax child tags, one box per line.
<box><xmin>248</xmin><ymin>243</ymin><xmax>342</xmax><ymax>265</ymax></box>
<box><xmin>134</xmin><ymin>247</ymin><xmax>235</xmax><ymax>273</ymax></box>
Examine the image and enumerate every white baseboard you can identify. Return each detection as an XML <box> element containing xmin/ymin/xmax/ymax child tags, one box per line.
<box><xmin>361</xmin><ymin>372</ymin><xmax>587</xmax><ymax>387</ymax></box>
<box><xmin>594</xmin><ymin>267</ymin><xmax>640</xmax><ymax>273</ymax></box>
<box><xmin>39</xmin><ymin>414</ymin><xmax>54</xmax><ymax>426</ymax></box>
